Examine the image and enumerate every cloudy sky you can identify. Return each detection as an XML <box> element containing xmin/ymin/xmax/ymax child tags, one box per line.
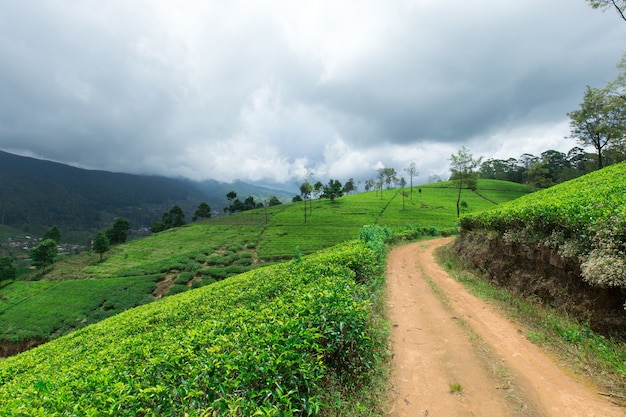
<box><xmin>1</xmin><ymin>1</ymin><xmax>625</xmax><ymax>190</ymax></box>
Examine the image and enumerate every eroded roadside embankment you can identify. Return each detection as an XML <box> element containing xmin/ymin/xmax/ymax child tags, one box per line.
<box><xmin>452</xmin><ymin>231</ymin><xmax>626</xmax><ymax>338</ymax></box>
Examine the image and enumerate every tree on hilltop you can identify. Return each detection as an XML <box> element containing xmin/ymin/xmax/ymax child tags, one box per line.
<box><xmin>404</xmin><ymin>162</ymin><xmax>418</xmax><ymax>200</ymax></box>
<box><xmin>106</xmin><ymin>217</ymin><xmax>130</xmax><ymax>244</ymax></box>
<box><xmin>300</xmin><ymin>181</ymin><xmax>313</xmax><ymax>223</ymax></box>
<box><xmin>449</xmin><ymin>147</ymin><xmax>482</xmax><ymax>218</ymax></box>
<box><xmin>193</xmin><ymin>202</ymin><xmax>211</xmax><ymax>221</ymax></box>
<box><xmin>321</xmin><ymin>179</ymin><xmax>344</xmax><ymax>202</ymax></box>
<box><xmin>31</xmin><ymin>239</ymin><xmax>57</xmax><ymax>272</ymax></box>
<box><xmin>43</xmin><ymin>226</ymin><xmax>62</xmax><ymax>244</ymax></box>
<box><xmin>568</xmin><ymin>86</ymin><xmax>626</xmax><ymax>169</ymax></box>
<box><xmin>93</xmin><ymin>232</ymin><xmax>110</xmax><ymax>261</ymax></box>
<box><xmin>151</xmin><ymin>205</ymin><xmax>186</xmax><ymax>232</ymax></box>
<box><xmin>0</xmin><ymin>257</ymin><xmax>16</xmax><ymax>284</ymax></box>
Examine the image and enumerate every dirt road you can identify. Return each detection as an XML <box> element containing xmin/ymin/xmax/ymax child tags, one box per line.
<box><xmin>385</xmin><ymin>238</ymin><xmax>625</xmax><ymax>417</ymax></box>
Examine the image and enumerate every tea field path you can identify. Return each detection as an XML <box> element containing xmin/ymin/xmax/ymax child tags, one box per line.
<box><xmin>385</xmin><ymin>237</ymin><xmax>625</xmax><ymax>417</ymax></box>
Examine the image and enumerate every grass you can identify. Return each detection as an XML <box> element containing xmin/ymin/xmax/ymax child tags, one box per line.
<box><xmin>0</xmin><ymin>235</ymin><xmax>391</xmax><ymax>416</ymax></box>
<box><xmin>1</xmin><ymin>179</ymin><xmax>528</xmax><ymax>348</ymax></box>
<box><xmin>436</xmin><ymin>244</ymin><xmax>626</xmax><ymax>401</ymax></box>
<box><xmin>0</xmin><ymin>276</ymin><xmax>157</xmax><ymax>342</ymax></box>
<box><xmin>448</xmin><ymin>383</ymin><xmax>464</xmax><ymax>394</ymax></box>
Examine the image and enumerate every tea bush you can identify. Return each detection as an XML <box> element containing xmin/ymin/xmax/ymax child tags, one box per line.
<box><xmin>0</xmin><ymin>230</ymin><xmax>388</xmax><ymax>416</ymax></box>
<box><xmin>461</xmin><ymin>162</ymin><xmax>626</xmax><ymax>287</ymax></box>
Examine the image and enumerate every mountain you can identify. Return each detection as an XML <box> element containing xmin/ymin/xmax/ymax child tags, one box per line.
<box><xmin>0</xmin><ymin>150</ymin><xmax>292</xmax><ymax>237</ymax></box>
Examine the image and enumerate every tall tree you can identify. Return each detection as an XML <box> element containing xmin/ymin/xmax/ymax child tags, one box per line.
<box><xmin>31</xmin><ymin>238</ymin><xmax>57</xmax><ymax>272</ymax></box>
<box><xmin>93</xmin><ymin>232</ymin><xmax>111</xmax><ymax>261</ymax></box>
<box><xmin>299</xmin><ymin>181</ymin><xmax>313</xmax><ymax>222</ymax></box>
<box><xmin>342</xmin><ymin>178</ymin><xmax>356</xmax><ymax>194</ymax></box>
<box><xmin>0</xmin><ymin>257</ymin><xmax>16</xmax><ymax>283</ymax></box>
<box><xmin>449</xmin><ymin>147</ymin><xmax>482</xmax><ymax>218</ymax></box>
<box><xmin>404</xmin><ymin>162</ymin><xmax>418</xmax><ymax>200</ymax></box>
<box><xmin>399</xmin><ymin>177</ymin><xmax>407</xmax><ymax>211</ymax></box>
<box><xmin>382</xmin><ymin>167</ymin><xmax>398</xmax><ymax>189</ymax></box>
<box><xmin>568</xmin><ymin>86</ymin><xmax>626</xmax><ymax>169</ymax></box>
<box><xmin>43</xmin><ymin>225</ymin><xmax>62</xmax><ymax>243</ymax></box>
<box><xmin>106</xmin><ymin>217</ymin><xmax>130</xmax><ymax>245</ymax></box>
<box><xmin>376</xmin><ymin>168</ymin><xmax>385</xmax><ymax>199</ymax></box>
<box><xmin>321</xmin><ymin>179</ymin><xmax>344</xmax><ymax>202</ymax></box>
<box><xmin>192</xmin><ymin>202</ymin><xmax>211</xmax><ymax>221</ymax></box>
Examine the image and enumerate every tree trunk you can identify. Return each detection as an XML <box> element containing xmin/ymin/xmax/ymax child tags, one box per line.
<box><xmin>456</xmin><ymin>178</ymin><xmax>463</xmax><ymax>218</ymax></box>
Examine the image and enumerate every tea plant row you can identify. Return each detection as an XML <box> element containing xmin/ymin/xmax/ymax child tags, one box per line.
<box><xmin>0</xmin><ymin>227</ymin><xmax>390</xmax><ymax>416</ymax></box>
<box><xmin>461</xmin><ymin>162</ymin><xmax>626</xmax><ymax>287</ymax></box>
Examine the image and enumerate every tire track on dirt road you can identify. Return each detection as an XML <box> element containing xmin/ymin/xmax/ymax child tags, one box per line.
<box><xmin>385</xmin><ymin>237</ymin><xmax>625</xmax><ymax>417</ymax></box>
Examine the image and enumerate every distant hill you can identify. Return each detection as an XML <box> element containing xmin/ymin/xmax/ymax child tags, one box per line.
<box><xmin>0</xmin><ymin>150</ymin><xmax>292</xmax><ymax>237</ymax></box>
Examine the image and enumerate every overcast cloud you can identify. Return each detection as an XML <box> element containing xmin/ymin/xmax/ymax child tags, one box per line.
<box><xmin>1</xmin><ymin>1</ymin><xmax>624</xmax><ymax>189</ymax></box>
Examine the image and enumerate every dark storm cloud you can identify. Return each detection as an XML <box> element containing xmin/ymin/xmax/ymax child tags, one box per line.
<box><xmin>0</xmin><ymin>0</ymin><xmax>624</xmax><ymax>185</ymax></box>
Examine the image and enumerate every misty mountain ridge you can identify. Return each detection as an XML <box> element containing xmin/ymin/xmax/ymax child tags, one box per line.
<box><xmin>0</xmin><ymin>150</ymin><xmax>292</xmax><ymax>237</ymax></box>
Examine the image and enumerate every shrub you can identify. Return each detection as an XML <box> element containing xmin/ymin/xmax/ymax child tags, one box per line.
<box><xmin>0</xmin><ymin>232</ymin><xmax>389</xmax><ymax>416</ymax></box>
<box><xmin>461</xmin><ymin>163</ymin><xmax>626</xmax><ymax>287</ymax></box>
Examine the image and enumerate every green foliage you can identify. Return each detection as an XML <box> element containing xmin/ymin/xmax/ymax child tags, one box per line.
<box><xmin>106</xmin><ymin>217</ymin><xmax>130</xmax><ymax>245</ymax></box>
<box><xmin>0</xmin><ymin>237</ymin><xmax>389</xmax><ymax>416</ymax></box>
<box><xmin>192</xmin><ymin>202</ymin><xmax>212</xmax><ymax>221</ymax></box>
<box><xmin>30</xmin><ymin>238</ymin><xmax>58</xmax><ymax>271</ymax></box>
<box><xmin>0</xmin><ymin>277</ymin><xmax>157</xmax><ymax>342</ymax></box>
<box><xmin>42</xmin><ymin>225</ymin><xmax>62</xmax><ymax>243</ymax></box>
<box><xmin>151</xmin><ymin>205</ymin><xmax>186</xmax><ymax>233</ymax></box>
<box><xmin>0</xmin><ymin>257</ymin><xmax>16</xmax><ymax>282</ymax></box>
<box><xmin>461</xmin><ymin>162</ymin><xmax>626</xmax><ymax>287</ymax></box>
<box><xmin>568</xmin><ymin>86</ymin><xmax>626</xmax><ymax>169</ymax></box>
<box><xmin>359</xmin><ymin>225</ymin><xmax>395</xmax><ymax>262</ymax></box>
<box><xmin>321</xmin><ymin>179</ymin><xmax>344</xmax><ymax>202</ymax></box>
<box><xmin>93</xmin><ymin>232</ymin><xmax>111</xmax><ymax>260</ymax></box>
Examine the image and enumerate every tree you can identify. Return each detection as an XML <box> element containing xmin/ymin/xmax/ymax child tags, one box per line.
<box><xmin>151</xmin><ymin>205</ymin><xmax>186</xmax><ymax>232</ymax></box>
<box><xmin>243</xmin><ymin>196</ymin><xmax>257</xmax><ymax>211</ymax></box>
<box><xmin>539</xmin><ymin>150</ymin><xmax>570</xmax><ymax>184</ymax></box>
<box><xmin>382</xmin><ymin>167</ymin><xmax>398</xmax><ymax>189</ymax></box>
<box><xmin>43</xmin><ymin>226</ymin><xmax>62</xmax><ymax>243</ymax></box>
<box><xmin>168</xmin><ymin>205</ymin><xmax>186</xmax><ymax>227</ymax></box>
<box><xmin>404</xmin><ymin>162</ymin><xmax>418</xmax><ymax>200</ymax></box>
<box><xmin>93</xmin><ymin>232</ymin><xmax>110</xmax><ymax>261</ymax></box>
<box><xmin>587</xmin><ymin>0</ymin><xmax>626</xmax><ymax>22</ymax></box>
<box><xmin>376</xmin><ymin>168</ymin><xmax>385</xmax><ymax>198</ymax></box>
<box><xmin>399</xmin><ymin>177</ymin><xmax>407</xmax><ymax>210</ymax></box>
<box><xmin>568</xmin><ymin>86</ymin><xmax>626</xmax><ymax>169</ymax></box>
<box><xmin>106</xmin><ymin>217</ymin><xmax>130</xmax><ymax>245</ymax></box>
<box><xmin>192</xmin><ymin>202</ymin><xmax>211</xmax><ymax>221</ymax></box>
<box><xmin>524</xmin><ymin>162</ymin><xmax>553</xmax><ymax>189</ymax></box>
<box><xmin>449</xmin><ymin>147</ymin><xmax>482</xmax><ymax>218</ymax></box>
<box><xmin>342</xmin><ymin>178</ymin><xmax>356</xmax><ymax>194</ymax></box>
<box><xmin>226</xmin><ymin>191</ymin><xmax>237</xmax><ymax>202</ymax></box>
<box><xmin>321</xmin><ymin>179</ymin><xmax>344</xmax><ymax>202</ymax></box>
<box><xmin>268</xmin><ymin>196</ymin><xmax>282</xmax><ymax>206</ymax></box>
<box><xmin>313</xmin><ymin>181</ymin><xmax>324</xmax><ymax>199</ymax></box>
<box><xmin>31</xmin><ymin>238</ymin><xmax>57</xmax><ymax>272</ymax></box>
<box><xmin>0</xmin><ymin>257</ymin><xmax>16</xmax><ymax>283</ymax></box>
<box><xmin>300</xmin><ymin>181</ymin><xmax>313</xmax><ymax>222</ymax></box>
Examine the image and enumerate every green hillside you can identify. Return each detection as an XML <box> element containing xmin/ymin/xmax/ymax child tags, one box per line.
<box><xmin>0</xmin><ymin>179</ymin><xmax>529</xmax><ymax>350</ymax></box>
<box><xmin>0</xmin><ymin>231</ymin><xmax>390</xmax><ymax>416</ymax></box>
<box><xmin>461</xmin><ymin>162</ymin><xmax>626</xmax><ymax>288</ymax></box>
